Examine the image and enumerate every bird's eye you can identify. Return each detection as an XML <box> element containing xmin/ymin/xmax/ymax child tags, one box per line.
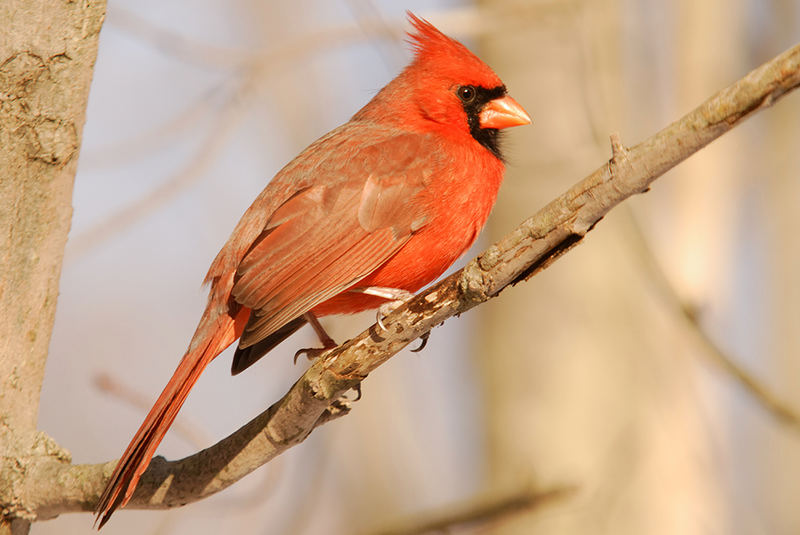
<box><xmin>457</xmin><ymin>85</ymin><xmax>477</xmax><ymax>103</ymax></box>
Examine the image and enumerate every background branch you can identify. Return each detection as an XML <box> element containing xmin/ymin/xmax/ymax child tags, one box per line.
<box><xmin>626</xmin><ymin>208</ymin><xmax>800</xmax><ymax>431</ymax></box>
<box><xmin>369</xmin><ymin>485</ymin><xmax>577</xmax><ymax>535</ymax></box>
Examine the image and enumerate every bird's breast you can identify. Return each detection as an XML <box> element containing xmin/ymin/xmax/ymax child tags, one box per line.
<box><xmin>314</xmin><ymin>147</ymin><xmax>504</xmax><ymax>316</ymax></box>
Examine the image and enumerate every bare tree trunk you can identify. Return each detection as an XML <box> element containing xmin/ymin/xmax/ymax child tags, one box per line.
<box><xmin>474</xmin><ymin>0</ymin><xmax>742</xmax><ymax>532</ymax></box>
<box><xmin>0</xmin><ymin>1</ymin><xmax>105</xmax><ymax>532</ymax></box>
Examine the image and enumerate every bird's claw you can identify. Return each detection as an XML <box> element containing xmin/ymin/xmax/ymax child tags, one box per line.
<box><xmin>333</xmin><ymin>382</ymin><xmax>362</xmax><ymax>406</ymax></box>
<box><xmin>375</xmin><ymin>294</ymin><xmax>414</xmax><ymax>333</ymax></box>
<box><xmin>410</xmin><ymin>331</ymin><xmax>431</xmax><ymax>353</ymax></box>
<box><xmin>293</xmin><ymin>346</ymin><xmax>333</xmax><ymax>364</ymax></box>
<box><xmin>375</xmin><ymin>303</ymin><xmax>393</xmax><ymax>332</ymax></box>
<box><xmin>349</xmin><ymin>287</ymin><xmax>415</xmax><ymax>333</ymax></box>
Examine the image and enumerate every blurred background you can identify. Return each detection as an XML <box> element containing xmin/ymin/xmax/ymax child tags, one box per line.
<box><xmin>36</xmin><ymin>0</ymin><xmax>799</xmax><ymax>533</ymax></box>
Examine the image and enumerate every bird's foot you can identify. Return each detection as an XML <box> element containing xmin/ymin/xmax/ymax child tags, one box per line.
<box><xmin>293</xmin><ymin>341</ymin><xmax>337</xmax><ymax>364</ymax></box>
<box><xmin>328</xmin><ymin>382</ymin><xmax>362</xmax><ymax>414</ymax></box>
<box><xmin>350</xmin><ymin>286</ymin><xmax>431</xmax><ymax>351</ymax></box>
<box><xmin>294</xmin><ymin>312</ymin><xmax>338</xmax><ymax>363</ymax></box>
<box><xmin>349</xmin><ymin>286</ymin><xmax>415</xmax><ymax>332</ymax></box>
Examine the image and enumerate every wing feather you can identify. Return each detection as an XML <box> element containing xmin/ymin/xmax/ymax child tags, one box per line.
<box><xmin>241</xmin><ymin>228</ymin><xmax>406</xmax><ymax>345</ymax></box>
<box><xmin>231</xmin><ymin>127</ymin><xmax>438</xmax><ymax>349</ymax></box>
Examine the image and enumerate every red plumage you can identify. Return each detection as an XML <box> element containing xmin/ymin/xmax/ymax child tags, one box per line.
<box><xmin>95</xmin><ymin>13</ymin><xmax>529</xmax><ymax>528</ymax></box>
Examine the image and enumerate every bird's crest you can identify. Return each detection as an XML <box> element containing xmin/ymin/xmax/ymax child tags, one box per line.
<box><xmin>406</xmin><ymin>12</ymin><xmax>454</xmax><ymax>54</ymax></box>
<box><xmin>406</xmin><ymin>12</ymin><xmax>472</xmax><ymax>61</ymax></box>
<box><xmin>404</xmin><ymin>12</ymin><xmax>501</xmax><ymax>88</ymax></box>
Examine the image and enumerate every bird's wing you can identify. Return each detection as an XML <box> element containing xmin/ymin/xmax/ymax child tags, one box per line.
<box><xmin>231</xmin><ymin>130</ymin><xmax>435</xmax><ymax>347</ymax></box>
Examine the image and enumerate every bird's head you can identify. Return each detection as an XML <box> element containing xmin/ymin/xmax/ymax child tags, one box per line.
<box><xmin>357</xmin><ymin>12</ymin><xmax>531</xmax><ymax>161</ymax></box>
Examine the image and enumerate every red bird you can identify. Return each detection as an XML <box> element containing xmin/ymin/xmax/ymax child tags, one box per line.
<box><xmin>95</xmin><ymin>13</ymin><xmax>529</xmax><ymax>527</ymax></box>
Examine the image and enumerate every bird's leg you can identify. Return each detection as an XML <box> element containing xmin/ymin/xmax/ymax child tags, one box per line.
<box><xmin>306</xmin><ymin>311</ymin><xmax>336</xmax><ymax>347</ymax></box>
<box><xmin>299</xmin><ymin>312</ymin><xmax>363</xmax><ymax>400</ymax></box>
<box><xmin>294</xmin><ymin>312</ymin><xmax>338</xmax><ymax>363</ymax></box>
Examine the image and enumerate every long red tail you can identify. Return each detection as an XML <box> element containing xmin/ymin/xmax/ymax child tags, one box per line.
<box><xmin>94</xmin><ymin>307</ymin><xmax>249</xmax><ymax>528</ymax></box>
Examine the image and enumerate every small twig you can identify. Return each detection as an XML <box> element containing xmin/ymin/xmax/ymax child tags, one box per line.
<box><xmin>607</xmin><ymin>132</ymin><xmax>630</xmax><ymax>183</ymax></box>
<box><xmin>609</xmin><ymin>132</ymin><xmax>627</xmax><ymax>162</ymax></box>
<box><xmin>624</xmin><ymin>209</ymin><xmax>800</xmax><ymax>431</ymax></box>
<box><xmin>687</xmin><ymin>306</ymin><xmax>800</xmax><ymax>429</ymax></box>
<box><xmin>369</xmin><ymin>485</ymin><xmax>577</xmax><ymax>535</ymax></box>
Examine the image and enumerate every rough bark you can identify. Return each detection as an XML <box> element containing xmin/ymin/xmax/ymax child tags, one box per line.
<box><xmin>0</xmin><ymin>0</ymin><xmax>106</xmax><ymax>532</ymax></box>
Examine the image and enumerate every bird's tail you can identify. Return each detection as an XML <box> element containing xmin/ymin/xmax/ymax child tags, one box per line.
<box><xmin>94</xmin><ymin>306</ymin><xmax>249</xmax><ymax>529</ymax></box>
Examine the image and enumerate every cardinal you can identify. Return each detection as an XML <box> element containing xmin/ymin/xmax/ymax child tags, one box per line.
<box><xmin>95</xmin><ymin>13</ymin><xmax>530</xmax><ymax>527</ymax></box>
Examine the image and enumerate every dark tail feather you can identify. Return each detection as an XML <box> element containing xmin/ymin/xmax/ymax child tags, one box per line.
<box><xmin>231</xmin><ymin>316</ymin><xmax>306</xmax><ymax>375</ymax></box>
<box><xmin>95</xmin><ymin>350</ymin><xmax>210</xmax><ymax>528</ymax></box>
<box><xmin>94</xmin><ymin>310</ymin><xmax>245</xmax><ymax>528</ymax></box>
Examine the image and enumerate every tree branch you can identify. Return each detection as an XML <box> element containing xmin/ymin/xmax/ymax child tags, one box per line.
<box><xmin>16</xmin><ymin>42</ymin><xmax>800</xmax><ymax>520</ymax></box>
<box><xmin>367</xmin><ymin>485</ymin><xmax>576</xmax><ymax>535</ymax></box>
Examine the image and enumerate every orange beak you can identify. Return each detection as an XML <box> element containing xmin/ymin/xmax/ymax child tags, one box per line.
<box><xmin>479</xmin><ymin>95</ymin><xmax>531</xmax><ymax>129</ymax></box>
